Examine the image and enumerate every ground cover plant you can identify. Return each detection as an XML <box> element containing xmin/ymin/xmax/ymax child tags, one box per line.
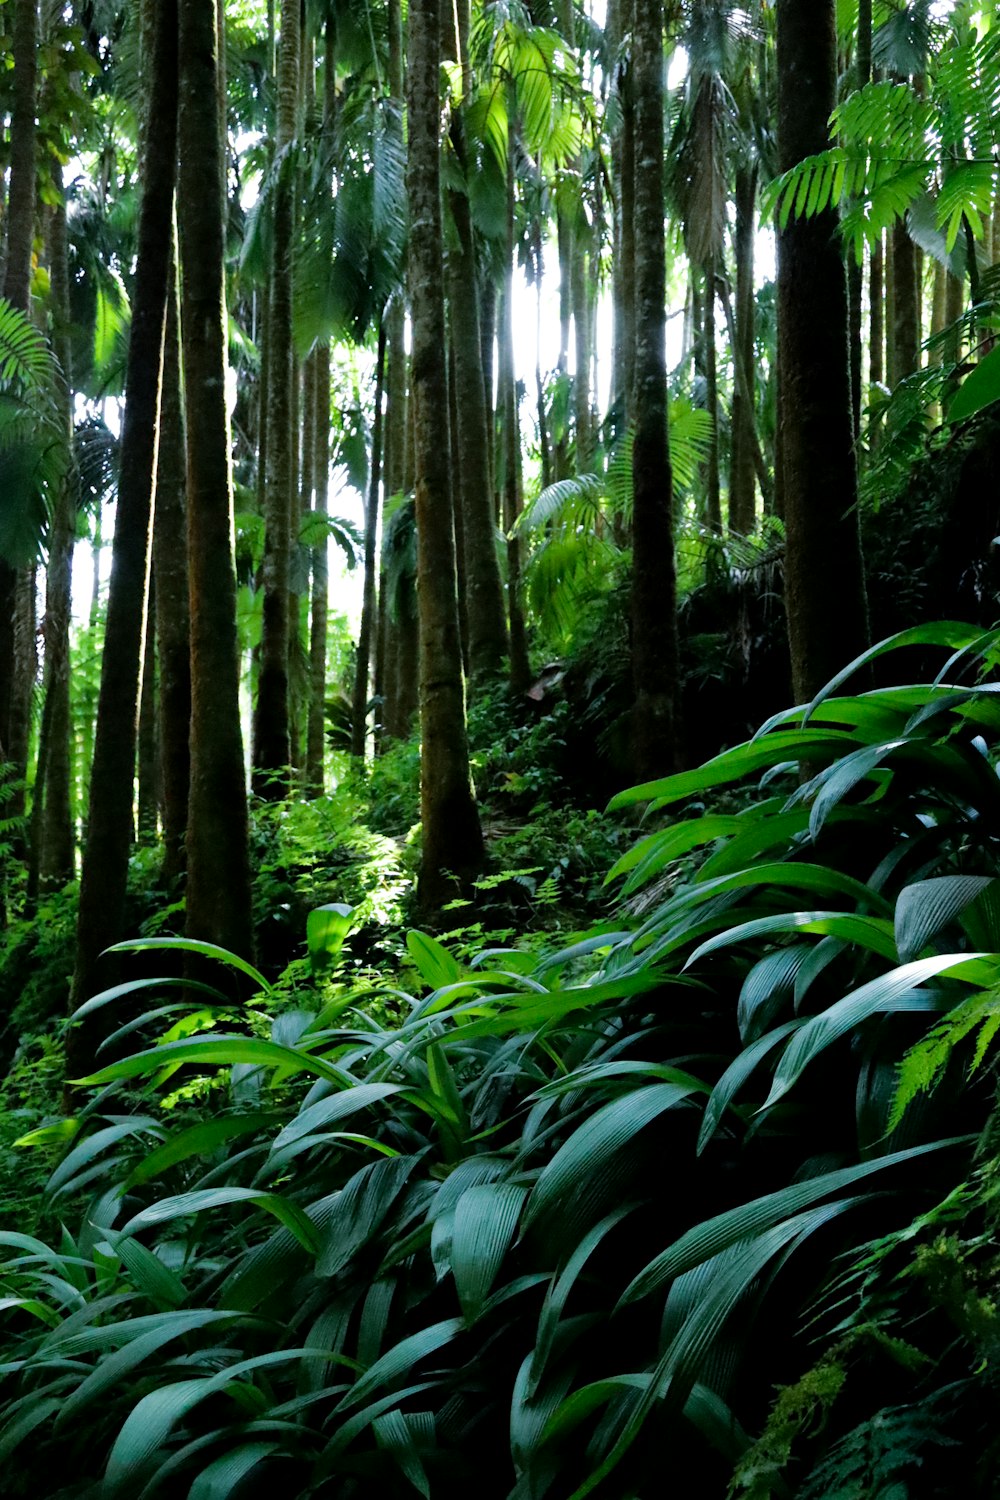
<box><xmin>3</xmin><ymin>623</ymin><xmax>1000</xmax><ymax>1497</ymax></box>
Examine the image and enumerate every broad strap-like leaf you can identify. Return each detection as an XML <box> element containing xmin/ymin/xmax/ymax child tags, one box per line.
<box><xmin>450</xmin><ymin>1183</ymin><xmax>528</xmax><ymax>1321</ymax></box>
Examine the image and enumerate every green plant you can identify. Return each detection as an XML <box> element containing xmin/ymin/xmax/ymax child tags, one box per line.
<box><xmin>6</xmin><ymin>623</ymin><xmax>1000</xmax><ymax>1496</ymax></box>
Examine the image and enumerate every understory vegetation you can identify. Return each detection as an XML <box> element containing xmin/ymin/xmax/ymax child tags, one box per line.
<box><xmin>5</xmin><ymin>620</ymin><xmax>1000</xmax><ymax>1497</ymax></box>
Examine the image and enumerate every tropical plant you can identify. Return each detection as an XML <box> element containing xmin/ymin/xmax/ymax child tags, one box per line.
<box><xmin>4</xmin><ymin>623</ymin><xmax>1000</xmax><ymax>1495</ymax></box>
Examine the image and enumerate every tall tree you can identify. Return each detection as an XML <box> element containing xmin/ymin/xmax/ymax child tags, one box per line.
<box><xmin>407</xmin><ymin>0</ymin><xmax>484</xmax><ymax>913</ymax></box>
<box><xmin>777</xmin><ymin>0</ymin><xmax>869</xmax><ymax>703</ymax></box>
<box><xmin>446</xmin><ymin>1</ymin><xmax>509</xmax><ymax>682</ymax></box>
<box><xmin>252</xmin><ymin>0</ymin><xmax>301</xmax><ymax>795</ymax></box>
<box><xmin>178</xmin><ymin>0</ymin><xmax>254</xmax><ymax>959</ymax></box>
<box><xmin>69</xmin><ymin>0</ymin><xmax>178</xmax><ymax>1061</ymax></box>
<box><xmin>153</xmin><ymin>249</ymin><xmax>191</xmax><ymax>886</ymax></box>
<box><xmin>630</xmin><ymin>0</ymin><xmax>681</xmax><ymax>779</ymax></box>
<box><xmin>0</xmin><ymin>0</ymin><xmax>38</xmax><ymax>790</ymax></box>
<box><xmin>37</xmin><ymin>180</ymin><xmax>76</xmax><ymax>891</ymax></box>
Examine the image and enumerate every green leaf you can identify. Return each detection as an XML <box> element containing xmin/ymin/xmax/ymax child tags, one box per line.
<box><xmin>106</xmin><ymin>937</ymin><xmax>271</xmax><ymax>995</ymax></box>
<box><xmin>525</xmin><ymin>1083</ymin><xmax>701</xmax><ymax>1234</ymax></box>
<box><xmin>187</xmin><ymin>1443</ymin><xmax>281</xmax><ymax>1500</ymax></box>
<box><xmin>120</xmin><ymin>1187</ymin><xmax>320</xmax><ymax>1255</ymax></box>
<box><xmin>407</xmin><ymin>930</ymin><xmax>463</xmax><ymax>989</ymax></box>
<box><xmin>307</xmin><ymin>903</ymin><xmax>355</xmax><ymax>971</ymax></box>
<box><xmin>268</xmin><ymin>1083</ymin><xmax>404</xmax><ymax>1160</ymax></box>
<box><xmin>697</xmin><ymin>1021</ymin><xmax>802</xmax><ymax>1154</ymax></box>
<box><xmin>894</xmin><ymin>877</ymin><xmax>996</xmax><ymax>963</ymax></box>
<box><xmin>127</xmin><ymin>1112</ymin><xmax>278</xmax><ymax>1186</ymax></box>
<box><xmin>75</xmin><ymin>1035</ymin><xmax>355</xmax><ymax>1089</ymax></box>
<box><xmin>316</xmin><ymin>1156</ymin><xmax>417</xmax><ymax>1278</ymax></box>
<box><xmin>946</xmin><ymin>340</ymin><xmax>1000</xmax><ymax>422</ymax></box>
<box><xmin>451</xmin><ymin>1183</ymin><xmax>528</xmax><ymax>1321</ymax></box>
<box><xmin>620</xmin><ymin>1135</ymin><xmax>972</xmax><ymax>1305</ymax></box>
<box><xmin>762</xmin><ymin>953</ymin><xmax>995</xmax><ymax>1109</ymax></box>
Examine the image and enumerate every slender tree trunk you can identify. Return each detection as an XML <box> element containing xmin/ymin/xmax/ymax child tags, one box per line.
<box><xmin>870</xmin><ymin>232</ymin><xmax>884</xmax><ymax>387</ymax></box>
<box><xmin>729</xmin><ymin>164</ymin><xmax>758</xmax><ymax>534</ymax></box>
<box><xmin>351</xmin><ymin>326</ymin><xmax>386</xmax><ymax>759</ymax></box>
<box><xmin>136</xmin><ymin>593</ymin><xmax>159</xmax><ymax>844</ymax></box>
<box><xmin>0</xmin><ymin>0</ymin><xmax>38</xmax><ymax>894</ymax></box>
<box><xmin>631</xmin><ymin>0</ymin><xmax>679</xmax><ymax>778</ymax></box>
<box><xmin>892</xmin><ymin>217</ymin><xmax>920</xmax><ymax>381</ymax></box>
<box><xmin>849</xmin><ymin>0</ymin><xmax>873</xmax><ymax>441</ymax></box>
<box><xmin>253</xmin><ymin>0</ymin><xmax>300</xmax><ymax>795</ymax></box>
<box><xmin>617</xmin><ymin>0</ymin><xmax>637</xmax><ymax>441</ymax></box>
<box><xmin>777</xmin><ymin>0</ymin><xmax>869</xmax><ymax>703</ymax></box>
<box><xmin>447</xmin><ymin>104</ymin><xmax>509</xmax><ymax>680</ymax></box>
<box><xmin>154</xmin><ymin>249</ymin><xmax>190</xmax><ymax>885</ymax></box>
<box><xmin>500</xmin><ymin>108</ymin><xmax>531</xmax><ymax>697</ymax></box>
<box><xmin>884</xmin><ymin>227</ymin><xmax>896</xmax><ymax>386</ymax></box>
<box><xmin>703</xmin><ymin>261</ymin><xmax>722</xmax><ymax>531</ymax></box>
<box><xmin>38</xmin><ymin>183</ymin><xmax>76</xmax><ymax>890</ymax></box>
<box><xmin>479</xmin><ymin>274</ymin><xmax>496</xmax><ymax>489</ymax></box>
<box><xmin>572</xmin><ymin>221</ymin><xmax>594</xmax><ymax>471</ymax></box>
<box><xmin>407</xmin><ymin>0</ymin><xmax>483</xmax><ymax>914</ymax></box>
<box><xmin>69</xmin><ymin>0</ymin><xmax>177</xmax><ymax>1059</ymax></box>
<box><xmin>178</xmin><ymin>0</ymin><xmax>254</xmax><ymax>960</ymax></box>
<box><xmin>306</xmin><ymin>344</ymin><xmax>331</xmax><ymax>793</ymax></box>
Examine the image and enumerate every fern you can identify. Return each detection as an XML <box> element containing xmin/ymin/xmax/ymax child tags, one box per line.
<box><xmin>891</xmin><ymin>990</ymin><xmax>1000</xmax><ymax>1130</ymax></box>
<box><xmin>763</xmin><ymin>31</ymin><xmax>1000</xmax><ymax>262</ymax></box>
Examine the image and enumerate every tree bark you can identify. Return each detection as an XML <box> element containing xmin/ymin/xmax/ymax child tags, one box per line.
<box><xmin>136</xmin><ymin>590</ymin><xmax>159</xmax><ymax>845</ymax></box>
<box><xmin>351</xmin><ymin>326</ymin><xmax>386</xmax><ymax>759</ymax></box>
<box><xmin>252</xmin><ymin>0</ymin><xmax>300</xmax><ymax>795</ymax></box>
<box><xmin>38</xmin><ymin>182</ymin><xmax>76</xmax><ymax>891</ymax></box>
<box><xmin>500</xmin><ymin>109</ymin><xmax>531</xmax><ymax>698</ymax></box>
<box><xmin>729</xmin><ymin>164</ymin><xmax>758</xmax><ymax>534</ymax></box>
<box><xmin>0</xmin><ymin>0</ymin><xmax>38</xmax><ymax>867</ymax></box>
<box><xmin>154</xmin><ymin>247</ymin><xmax>191</xmax><ymax>886</ymax></box>
<box><xmin>178</xmin><ymin>0</ymin><xmax>254</xmax><ymax>960</ymax></box>
<box><xmin>891</xmin><ymin>217</ymin><xmax>920</xmax><ymax>381</ymax></box>
<box><xmin>407</xmin><ymin>0</ymin><xmax>483</xmax><ymax>914</ymax></box>
<box><xmin>703</xmin><ymin>261</ymin><xmax>722</xmax><ymax>532</ymax></box>
<box><xmin>69</xmin><ymin>0</ymin><xmax>177</xmax><ymax>1056</ymax></box>
<box><xmin>446</xmin><ymin>109</ymin><xmax>509</xmax><ymax>680</ymax></box>
<box><xmin>631</xmin><ymin>0</ymin><xmax>680</xmax><ymax>779</ymax></box>
<box><xmin>777</xmin><ymin>0</ymin><xmax>869</xmax><ymax>704</ymax></box>
<box><xmin>306</xmin><ymin>343</ymin><xmax>331</xmax><ymax>793</ymax></box>
<box><xmin>870</xmin><ymin>232</ymin><xmax>884</xmax><ymax>387</ymax></box>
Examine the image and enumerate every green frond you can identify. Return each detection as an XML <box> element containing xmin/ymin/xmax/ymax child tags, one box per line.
<box><xmin>518</xmin><ymin>474</ymin><xmax>605</xmax><ymax>534</ymax></box>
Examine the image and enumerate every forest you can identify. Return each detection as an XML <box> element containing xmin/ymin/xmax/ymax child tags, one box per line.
<box><xmin>2</xmin><ymin>0</ymin><xmax>1000</xmax><ymax>1494</ymax></box>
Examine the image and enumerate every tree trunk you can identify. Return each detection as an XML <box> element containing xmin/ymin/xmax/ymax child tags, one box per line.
<box><xmin>870</xmin><ymin>233</ymin><xmax>884</xmax><ymax>387</ymax></box>
<box><xmin>777</xmin><ymin>0</ymin><xmax>869</xmax><ymax>704</ymax></box>
<box><xmin>407</xmin><ymin>0</ymin><xmax>483</xmax><ymax>914</ymax></box>
<box><xmin>729</xmin><ymin>164</ymin><xmax>758</xmax><ymax>534</ymax></box>
<box><xmin>500</xmin><ymin>108</ymin><xmax>531</xmax><ymax>698</ymax></box>
<box><xmin>351</xmin><ymin>326</ymin><xmax>386</xmax><ymax>759</ymax></box>
<box><xmin>306</xmin><ymin>343</ymin><xmax>331</xmax><ymax>794</ymax></box>
<box><xmin>252</xmin><ymin>0</ymin><xmax>300</xmax><ymax>795</ymax></box>
<box><xmin>136</xmin><ymin>591</ymin><xmax>159</xmax><ymax>845</ymax></box>
<box><xmin>447</xmin><ymin>105</ymin><xmax>509</xmax><ymax>680</ymax></box>
<box><xmin>891</xmin><ymin>217</ymin><xmax>920</xmax><ymax>381</ymax></box>
<box><xmin>178</xmin><ymin>0</ymin><xmax>254</xmax><ymax>960</ymax></box>
<box><xmin>0</xmin><ymin>0</ymin><xmax>38</xmax><ymax>846</ymax></box>
<box><xmin>703</xmin><ymin>261</ymin><xmax>722</xmax><ymax>532</ymax></box>
<box><xmin>849</xmin><ymin>0</ymin><xmax>873</xmax><ymax>440</ymax></box>
<box><xmin>631</xmin><ymin>0</ymin><xmax>680</xmax><ymax>779</ymax></box>
<box><xmin>38</xmin><ymin>183</ymin><xmax>76</xmax><ymax>890</ymax></box>
<box><xmin>154</xmin><ymin>246</ymin><xmax>191</xmax><ymax>886</ymax></box>
<box><xmin>69</xmin><ymin>0</ymin><xmax>177</xmax><ymax>1060</ymax></box>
